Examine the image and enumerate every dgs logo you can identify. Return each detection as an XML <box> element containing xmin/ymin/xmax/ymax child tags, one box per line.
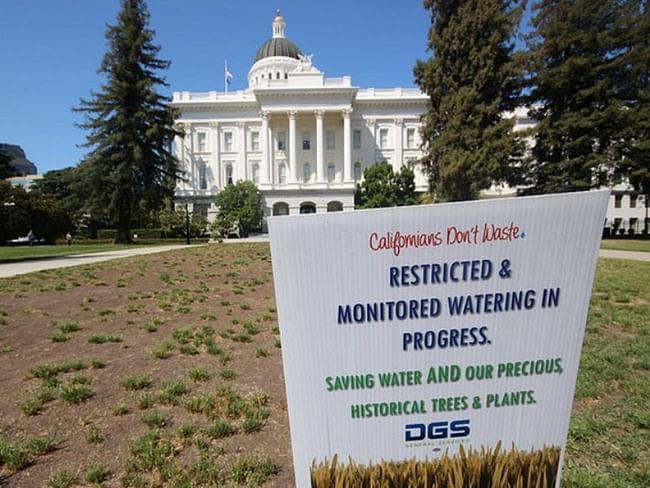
<box><xmin>405</xmin><ymin>419</ymin><xmax>470</xmax><ymax>442</ymax></box>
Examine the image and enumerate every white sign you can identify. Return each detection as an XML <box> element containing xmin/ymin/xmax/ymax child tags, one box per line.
<box><xmin>268</xmin><ymin>191</ymin><xmax>609</xmax><ymax>487</ymax></box>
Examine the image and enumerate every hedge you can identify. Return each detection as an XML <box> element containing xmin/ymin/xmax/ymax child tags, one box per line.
<box><xmin>97</xmin><ymin>228</ymin><xmax>164</xmax><ymax>240</ymax></box>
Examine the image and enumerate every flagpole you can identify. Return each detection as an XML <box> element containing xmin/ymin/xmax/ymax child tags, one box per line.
<box><xmin>224</xmin><ymin>60</ymin><xmax>228</xmax><ymax>93</ymax></box>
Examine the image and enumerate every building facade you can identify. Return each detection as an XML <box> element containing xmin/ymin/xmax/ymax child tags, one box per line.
<box><xmin>171</xmin><ymin>11</ymin><xmax>428</xmax><ymax>223</ymax></box>
<box><xmin>172</xmin><ymin>11</ymin><xmax>648</xmax><ymax>234</ymax></box>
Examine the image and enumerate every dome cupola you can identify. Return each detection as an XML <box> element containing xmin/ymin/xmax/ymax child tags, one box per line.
<box><xmin>253</xmin><ymin>10</ymin><xmax>302</xmax><ymax>63</ymax></box>
<box><xmin>248</xmin><ymin>10</ymin><xmax>303</xmax><ymax>87</ymax></box>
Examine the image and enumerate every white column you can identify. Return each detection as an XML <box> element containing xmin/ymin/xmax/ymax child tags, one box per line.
<box><xmin>174</xmin><ymin>123</ymin><xmax>186</xmax><ymax>191</ymax></box>
<box><xmin>210</xmin><ymin>122</ymin><xmax>220</xmax><ymax>188</ymax></box>
<box><xmin>343</xmin><ymin>108</ymin><xmax>353</xmax><ymax>182</ymax></box>
<box><xmin>366</xmin><ymin>118</ymin><xmax>377</xmax><ymax>162</ymax></box>
<box><xmin>261</xmin><ymin>111</ymin><xmax>270</xmax><ymax>184</ymax></box>
<box><xmin>188</xmin><ymin>123</ymin><xmax>195</xmax><ymax>191</ymax></box>
<box><xmin>394</xmin><ymin>118</ymin><xmax>403</xmax><ymax>172</ymax></box>
<box><xmin>315</xmin><ymin>109</ymin><xmax>325</xmax><ymax>183</ymax></box>
<box><xmin>288</xmin><ymin>110</ymin><xmax>297</xmax><ymax>183</ymax></box>
<box><xmin>238</xmin><ymin>121</ymin><xmax>247</xmax><ymax>181</ymax></box>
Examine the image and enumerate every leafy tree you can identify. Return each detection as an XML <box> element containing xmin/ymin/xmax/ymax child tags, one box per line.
<box><xmin>0</xmin><ymin>181</ymin><xmax>72</xmax><ymax>244</ymax></box>
<box><xmin>414</xmin><ymin>0</ymin><xmax>525</xmax><ymax>201</ymax></box>
<box><xmin>0</xmin><ymin>148</ymin><xmax>17</xmax><ymax>179</ymax></box>
<box><xmin>158</xmin><ymin>208</ymin><xmax>185</xmax><ymax>237</ymax></box>
<box><xmin>74</xmin><ymin>0</ymin><xmax>180</xmax><ymax>244</ymax></box>
<box><xmin>212</xmin><ymin>181</ymin><xmax>263</xmax><ymax>238</ymax></box>
<box><xmin>355</xmin><ymin>161</ymin><xmax>418</xmax><ymax>208</ymax></box>
<box><xmin>30</xmin><ymin>167</ymin><xmax>84</xmax><ymax>226</ymax></box>
<box><xmin>524</xmin><ymin>0</ymin><xmax>643</xmax><ymax>194</ymax></box>
<box><xmin>159</xmin><ymin>208</ymin><xmax>208</xmax><ymax>238</ymax></box>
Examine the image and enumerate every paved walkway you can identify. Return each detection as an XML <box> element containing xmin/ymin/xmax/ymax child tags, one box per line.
<box><xmin>0</xmin><ymin>245</ymin><xmax>202</xmax><ymax>279</ymax></box>
<box><xmin>598</xmin><ymin>249</ymin><xmax>650</xmax><ymax>262</ymax></box>
<box><xmin>0</xmin><ymin>243</ymin><xmax>647</xmax><ymax>279</ymax></box>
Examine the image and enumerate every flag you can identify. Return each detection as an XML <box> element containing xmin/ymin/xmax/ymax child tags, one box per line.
<box><xmin>225</xmin><ymin>62</ymin><xmax>233</xmax><ymax>85</ymax></box>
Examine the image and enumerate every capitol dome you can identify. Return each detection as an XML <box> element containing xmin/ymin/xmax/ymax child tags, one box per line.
<box><xmin>254</xmin><ymin>37</ymin><xmax>302</xmax><ymax>63</ymax></box>
<box><xmin>248</xmin><ymin>10</ymin><xmax>304</xmax><ymax>88</ymax></box>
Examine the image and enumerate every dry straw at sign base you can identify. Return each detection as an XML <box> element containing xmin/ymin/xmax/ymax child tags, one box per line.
<box><xmin>310</xmin><ymin>442</ymin><xmax>561</xmax><ymax>488</ymax></box>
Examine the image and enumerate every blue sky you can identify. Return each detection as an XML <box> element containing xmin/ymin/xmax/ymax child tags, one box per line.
<box><xmin>1</xmin><ymin>1</ymin><xmax>530</xmax><ymax>175</ymax></box>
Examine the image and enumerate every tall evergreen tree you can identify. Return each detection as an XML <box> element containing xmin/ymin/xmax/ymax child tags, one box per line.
<box><xmin>612</xmin><ymin>1</ymin><xmax>650</xmax><ymax>230</ymax></box>
<box><xmin>414</xmin><ymin>0</ymin><xmax>525</xmax><ymax>201</ymax></box>
<box><xmin>524</xmin><ymin>0</ymin><xmax>640</xmax><ymax>194</ymax></box>
<box><xmin>75</xmin><ymin>0</ymin><xmax>180</xmax><ymax>243</ymax></box>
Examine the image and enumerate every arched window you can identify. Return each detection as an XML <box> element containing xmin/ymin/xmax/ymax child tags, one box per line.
<box><xmin>354</xmin><ymin>162</ymin><xmax>362</xmax><ymax>182</ymax></box>
<box><xmin>273</xmin><ymin>202</ymin><xmax>289</xmax><ymax>216</ymax></box>
<box><xmin>276</xmin><ymin>72</ymin><xmax>281</xmax><ymax>79</ymax></box>
<box><xmin>300</xmin><ymin>202</ymin><xmax>316</xmax><ymax>214</ymax></box>
<box><xmin>327</xmin><ymin>163</ymin><xmax>336</xmax><ymax>183</ymax></box>
<box><xmin>278</xmin><ymin>163</ymin><xmax>287</xmax><ymax>184</ymax></box>
<box><xmin>252</xmin><ymin>163</ymin><xmax>260</xmax><ymax>184</ymax></box>
<box><xmin>327</xmin><ymin>201</ymin><xmax>343</xmax><ymax>212</ymax></box>
<box><xmin>303</xmin><ymin>163</ymin><xmax>311</xmax><ymax>183</ymax></box>
<box><xmin>284</xmin><ymin>73</ymin><xmax>288</xmax><ymax>79</ymax></box>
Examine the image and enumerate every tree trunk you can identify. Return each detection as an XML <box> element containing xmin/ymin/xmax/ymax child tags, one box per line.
<box><xmin>114</xmin><ymin>226</ymin><xmax>132</xmax><ymax>244</ymax></box>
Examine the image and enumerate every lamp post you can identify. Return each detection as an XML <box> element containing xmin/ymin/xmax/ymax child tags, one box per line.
<box><xmin>184</xmin><ymin>203</ymin><xmax>191</xmax><ymax>245</ymax></box>
<box><xmin>3</xmin><ymin>201</ymin><xmax>15</xmax><ymax>243</ymax></box>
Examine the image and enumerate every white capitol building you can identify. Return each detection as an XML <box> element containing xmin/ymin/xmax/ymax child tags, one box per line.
<box><xmin>172</xmin><ymin>11</ymin><xmax>647</xmax><ymax>234</ymax></box>
<box><xmin>172</xmin><ymin>10</ymin><xmax>429</xmax><ymax>221</ymax></box>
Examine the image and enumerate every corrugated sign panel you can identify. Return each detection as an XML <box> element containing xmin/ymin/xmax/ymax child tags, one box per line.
<box><xmin>269</xmin><ymin>190</ymin><xmax>609</xmax><ymax>487</ymax></box>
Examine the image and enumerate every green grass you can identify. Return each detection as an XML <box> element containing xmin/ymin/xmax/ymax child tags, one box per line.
<box><xmin>85</xmin><ymin>462</ymin><xmax>111</xmax><ymax>484</ymax></box>
<box><xmin>564</xmin><ymin>259</ymin><xmax>650</xmax><ymax>486</ymax></box>
<box><xmin>0</xmin><ymin>244</ymin><xmax>158</xmax><ymax>264</ymax></box>
<box><xmin>601</xmin><ymin>238</ymin><xmax>650</xmax><ymax>253</ymax></box>
<box><xmin>0</xmin><ymin>432</ymin><xmax>57</xmax><ymax>472</ymax></box>
<box><xmin>49</xmin><ymin>470</ymin><xmax>77</xmax><ymax>488</ymax></box>
<box><xmin>88</xmin><ymin>334</ymin><xmax>122</xmax><ymax>344</ymax></box>
<box><xmin>121</xmin><ymin>372</ymin><xmax>153</xmax><ymax>391</ymax></box>
<box><xmin>229</xmin><ymin>451</ymin><xmax>279</xmax><ymax>485</ymax></box>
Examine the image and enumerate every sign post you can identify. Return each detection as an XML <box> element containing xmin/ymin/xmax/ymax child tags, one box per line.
<box><xmin>269</xmin><ymin>191</ymin><xmax>609</xmax><ymax>487</ymax></box>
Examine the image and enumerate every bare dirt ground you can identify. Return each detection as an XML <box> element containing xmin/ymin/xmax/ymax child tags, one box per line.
<box><xmin>0</xmin><ymin>243</ymin><xmax>294</xmax><ymax>487</ymax></box>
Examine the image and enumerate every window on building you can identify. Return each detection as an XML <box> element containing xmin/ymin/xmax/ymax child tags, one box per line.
<box><xmin>614</xmin><ymin>218</ymin><xmax>622</xmax><ymax>232</ymax></box>
<box><xmin>250</xmin><ymin>131</ymin><xmax>259</xmax><ymax>152</ymax></box>
<box><xmin>614</xmin><ymin>194</ymin><xmax>622</xmax><ymax>208</ymax></box>
<box><xmin>193</xmin><ymin>203</ymin><xmax>209</xmax><ymax>219</ymax></box>
<box><xmin>326</xmin><ymin>131</ymin><xmax>336</xmax><ymax>150</ymax></box>
<box><xmin>379</xmin><ymin>128</ymin><xmax>389</xmax><ymax>149</ymax></box>
<box><xmin>303</xmin><ymin>163</ymin><xmax>311</xmax><ymax>183</ymax></box>
<box><xmin>224</xmin><ymin>131</ymin><xmax>233</xmax><ymax>152</ymax></box>
<box><xmin>224</xmin><ymin>163</ymin><xmax>233</xmax><ymax>185</ymax></box>
<box><xmin>327</xmin><ymin>163</ymin><xmax>336</xmax><ymax>183</ymax></box>
<box><xmin>284</xmin><ymin>73</ymin><xmax>288</xmax><ymax>79</ymax></box>
<box><xmin>406</xmin><ymin>128</ymin><xmax>415</xmax><ymax>149</ymax></box>
<box><xmin>277</xmin><ymin>72</ymin><xmax>281</xmax><ymax>79</ymax></box>
<box><xmin>353</xmin><ymin>129</ymin><xmax>361</xmax><ymax>149</ymax></box>
<box><xmin>251</xmin><ymin>163</ymin><xmax>260</xmax><ymax>184</ymax></box>
<box><xmin>198</xmin><ymin>163</ymin><xmax>207</xmax><ymax>190</ymax></box>
<box><xmin>277</xmin><ymin>132</ymin><xmax>286</xmax><ymax>151</ymax></box>
<box><xmin>302</xmin><ymin>131</ymin><xmax>311</xmax><ymax>150</ymax></box>
<box><xmin>197</xmin><ymin>132</ymin><xmax>207</xmax><ymax>152</ymax></box>
<box><xmin>354</xmin><ymin>162</ymin><xmax>362</xmax><ymax>182</ymax></box>
<box><xmin>630</xmin><ymin>195</ymin><xmax>637</xmax><ymax>208</ymax></box>
<box><xmin>278</xmin><ymin>163</ymin><xmax>287</xmax><ymax>184</ymax></box>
